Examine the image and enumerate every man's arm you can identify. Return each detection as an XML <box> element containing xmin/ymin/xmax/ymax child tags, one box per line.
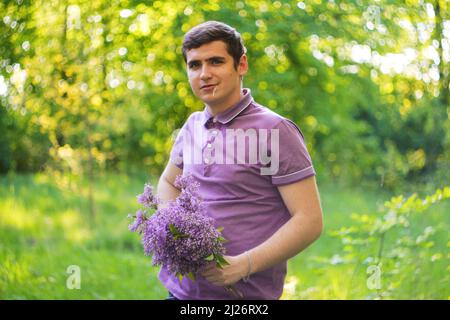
<box><xmin>201</xmin><ymin>175</ymin><xmax>323</xmax><ymax>286</ymax></box>
<box><xmin>156</xmin><ymin>162</ymin><xmax>183</xmax><ymax>209</ymax></box>
<box><xmin>248</xmin><ymin>175</ymin><xmax>323</xmax><ymax>274</ymax></box>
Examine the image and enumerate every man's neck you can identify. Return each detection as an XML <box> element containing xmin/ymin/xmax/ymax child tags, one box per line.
<box><xmin>206</xmin><ymin>88</ymin><xmax>244</xmax><ymax>117</ymax></box>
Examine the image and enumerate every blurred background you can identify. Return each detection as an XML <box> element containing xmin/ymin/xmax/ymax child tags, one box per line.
<box><xmin>0</xmin><ymin>0</ymin><xmax>448</xmax><ymax>299</ymax></box>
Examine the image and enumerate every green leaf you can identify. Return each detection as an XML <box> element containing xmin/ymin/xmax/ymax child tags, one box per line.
<box><xmin>174</xmin><ymin>233</ymin><xmax>189</xmax><ymax>240</ymax></box>
<box><xmin>216</xmin><ymin>227</ymin><xmax>224</xmax><ymax>233</ymax></box>
<box><xmin>169</xmin><ymin>224</ymin><xmax>189</xmax><ymax>240</ymax></box>
<box><xmin>169</xmin><ymin>224</ymin><xmax>179</xmax><ymax>236</ymax></box>
<box><xmin>176</xmin><ymin>272</ymin><xmax>183</xmax><ymax>284</ymax></box>
<box><xmin>205</xmin><ymin>254</ymin><xmax>215</xmax><ymax>261</ymax></box>
<box><xmin>215</xmin><ymin>254</ymin><xmax>229</xmax><ymax>269</ymax></box>
<box><xmin>187</xmin><ymin>272</ymin><xmax>196</xmax><ymax>281</ymax></box>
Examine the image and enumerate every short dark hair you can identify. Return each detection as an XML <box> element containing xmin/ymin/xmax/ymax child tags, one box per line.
<box><xmin>182</xmin><ymin>21</ymin><xmax>246</xmax><ymax>70</ymax></box>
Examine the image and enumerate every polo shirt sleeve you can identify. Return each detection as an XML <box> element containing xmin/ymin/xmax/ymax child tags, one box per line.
<box><xmin>270</xmin><ymin>119</ymin><xmax>316</xmax><ymax>186</ymax></box>
<box><xmin>169</xmin><ymin>124</ymin><xmax>185</xmax><ymax>169</ymax></box>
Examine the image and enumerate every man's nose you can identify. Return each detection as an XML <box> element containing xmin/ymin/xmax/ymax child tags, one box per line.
<box><xmin>200</xmin><ymin>65</ymin><xmax>212</xmax><ymax>80</ymax></box>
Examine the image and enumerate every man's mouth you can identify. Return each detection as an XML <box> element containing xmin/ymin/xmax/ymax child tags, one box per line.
<box><xmin>201</xmin><ymin>84</ymin><xmax>217</xmax><ymax>90</ymax></box>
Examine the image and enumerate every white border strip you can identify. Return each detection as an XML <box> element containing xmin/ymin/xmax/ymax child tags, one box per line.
<box><xmin>272</xmin><ymin>166</ymin><xmax>314</xmax><ymax>180</ymax></box>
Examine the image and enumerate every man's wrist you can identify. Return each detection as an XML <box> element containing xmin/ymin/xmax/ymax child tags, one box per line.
<box><xmin>241</xmin><ymin>251</ymin><xmax>252</xmax><ymax>282</ymax></box>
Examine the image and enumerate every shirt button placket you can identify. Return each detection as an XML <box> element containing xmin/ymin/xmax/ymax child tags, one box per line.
<box><xmin>204</xmin><ymin>122</ymin><xmax>219</xmax><ymax>176</ymax></box>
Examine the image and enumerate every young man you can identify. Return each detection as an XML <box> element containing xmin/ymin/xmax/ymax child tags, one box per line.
<box><xmin>157</xmin><ymin>21</ymin><xmax>323</xmax><ymax>300</ymax></box>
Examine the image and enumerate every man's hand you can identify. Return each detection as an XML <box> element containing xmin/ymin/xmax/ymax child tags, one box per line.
<box><xmin>201</xmin><ymin>254</ymin><xmax>249</xmax><ymax>287</ymax></box>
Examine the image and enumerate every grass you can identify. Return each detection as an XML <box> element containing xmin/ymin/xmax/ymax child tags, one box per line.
<box><xmin>283</xmin><ymin>179</ymin><xmax>449</xmax><ymax>300</ymax></box>
<box><xmin>0</xmin><ymin>172</ymin><xmax>448</xmax><ymax>299</ymax></box>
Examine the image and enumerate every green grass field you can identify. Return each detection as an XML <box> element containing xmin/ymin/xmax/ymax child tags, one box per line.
<box><xmin>0</xmin><ymin>172</ymin><xmax>448</xmax><ymax>299</ymax></box>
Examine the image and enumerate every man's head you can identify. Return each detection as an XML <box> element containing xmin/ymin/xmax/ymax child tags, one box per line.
<box><xmin>182</xmin><ymin>21</ymin><xmax>246</xmax><ymax>70</ymax></box>
<box><xmin>182</xmin><ymin>21</ymin><xmax>248</xmax><ymax>112</ymax></box>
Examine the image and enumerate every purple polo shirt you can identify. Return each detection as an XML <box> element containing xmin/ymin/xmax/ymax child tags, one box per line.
<box><xmin>158</xmin><ymin>88</ymin><xmax>315</xmax><ymax>299</ymax></box>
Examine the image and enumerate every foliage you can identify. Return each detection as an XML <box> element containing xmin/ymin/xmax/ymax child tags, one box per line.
<box><xmin>0</xmin><ymin>0</ymin><xmax>448</xmax><ymax>188</ymax></box>
<box><xmin>1</xmin><ymin>173</ymin><xmax>448</xmax><ymax>299</ymax></box>
<box><xmin>327</xmin><ymin>186</ymin><xmax>449</xmax><ymax>299</ymax></box>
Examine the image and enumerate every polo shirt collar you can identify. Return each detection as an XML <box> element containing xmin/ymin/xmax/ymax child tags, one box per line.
<box><xmin>202</xmin><ymin>88</ymin><xmax>253</xmax><ymax>126</ymax></box>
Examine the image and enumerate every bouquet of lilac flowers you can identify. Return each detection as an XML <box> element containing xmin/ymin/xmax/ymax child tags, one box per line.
<box><xmin>128</xmin><ymin>174</ymin><xmax>229</xmax><ymax>283</ymax></box>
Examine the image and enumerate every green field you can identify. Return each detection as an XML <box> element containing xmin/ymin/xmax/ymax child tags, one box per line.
<box><xmin>1</xmin><ymin>172</ymin><xmax>448</xmax><ymax>299</ymax></box>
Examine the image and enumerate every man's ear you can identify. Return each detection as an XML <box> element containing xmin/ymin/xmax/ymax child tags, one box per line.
<box><xmin>238</xmin><ymin>54</ymin><xmax>248</xmax><ymax>77</ymax></box>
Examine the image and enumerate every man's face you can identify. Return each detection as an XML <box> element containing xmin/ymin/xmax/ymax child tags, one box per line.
<box><xmin>185</xmin><ymin>40</ymin><xmax>247</xmax><ymax>109</ymax></box>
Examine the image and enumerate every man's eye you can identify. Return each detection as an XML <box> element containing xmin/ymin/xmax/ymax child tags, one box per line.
<box><xmin>212</xmin><ymin>60</ymin><xmax>223</xmax><ymax>65</ymax></box>
<box><xmin>189</xmin><ymin>62</ymin><xmax>200</xmax><ymax>68</ymax></box>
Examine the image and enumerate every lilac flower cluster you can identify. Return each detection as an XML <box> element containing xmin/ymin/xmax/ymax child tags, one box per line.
<box><xmin>128</xmin><ymin>174</ymin><xmax>227</xmax><ymax>280</ymax></box>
